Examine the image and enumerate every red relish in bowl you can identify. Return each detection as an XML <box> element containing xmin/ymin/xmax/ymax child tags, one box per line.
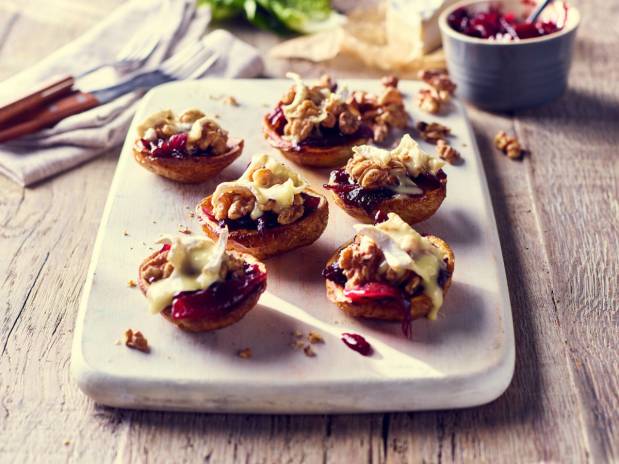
<box><xmin>448</xmin><ymin>5</ymin><xmax>563</xmax><ymax>40</ymax></box>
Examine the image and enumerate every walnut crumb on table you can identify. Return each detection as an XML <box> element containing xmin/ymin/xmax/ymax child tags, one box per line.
<box><xmin>127</xmin><ymin>279</ymin><xmax>137</xmax><ymax>288</ymax></box>
<box><xmin>124</xmin><ymin>329</ymin><xmax>150</xmax><ymax>353</ymax></box>
<box><xmin>178</xmin><ymin>225</ymin><xmax>192</xmax><ymax>234</ymax></box>
<box><xmin>495</xmin><ymin>131</ymin><xmax>525</xmax><ymax>160</ymax></box>
<box><xmin>238</xmin><ymin>347</ymin><xmax>252</xmax><ymax>359</ymax></box>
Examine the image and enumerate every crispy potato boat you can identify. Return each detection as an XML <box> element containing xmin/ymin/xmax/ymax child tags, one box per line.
<box><xmin>197</xmin><ymin>189</ymin><xmax>329</xmax><ymax>260</ymax></box>
<box><xmin>138</xmin><ymin>246</ymin><xmax>266</xmax><ymax>332</ymax></box>
<box><xmin>328</xmin><ymin>171</ymin><xmax>447</xmax><ymax>225</ymax></box>
<box><xmin>325</xmin><ymin>236</ymin><xmax>455</xmax><ymax>322</ymax></box>
<box><xmin>133</xmin><ymin>139</ymin><xmax>243</xmax><ymax>184</ymax></box>
<box><xmin>263</xmin><ymin>114</ymin><xmax>370</xmax><ymax>168</ymax></box>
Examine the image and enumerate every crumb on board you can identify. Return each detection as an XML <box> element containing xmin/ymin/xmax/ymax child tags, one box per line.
<box><xmin>114</xmin><ymin>339</ymin><xmax>121</xmax><ymax>346</ymax></box>
<box><xmin>238</xmin><ymin>347</ymin><xmax>252</xmax><ymax>359</ymax></box>
<box><xmin>303</xmin><ymin>345</ymin><xmax>316</xmax><ymax>357</ymax></box>
<box><xmin>127</xmin><ymin>279</ymin><xmax>137</xmax><ymax>288</ymax></box>
<box><xmin>124</xmin><ymin>329</ymin><xmax>150</xmax><ymax>353</ymax></box>
<box><xmin>178</xmin><ymin>225</ymin><xmax>192</xmax><ymax>234</ymax></box>
<box><xmin>123</xmin><ymin>230</ymin><xmax>129</xmax><ymax>236</ymax></box>
<box><xmin>223</xmin><ymin>95</ymin><xmax>240</xmax><ymax>106</ymax></box>
<box><xmin>308</xmin><ymin>331</ymin><xmax>324</xmax><ymax>344</ymax></box>
<box><xmin>63</xmin><ymin>440</ymin><xmax>70</xmax><ymax>446</ymax></box>
<box><xmin>188</xmin><ymin>211</ymin><xmax>195</xmax><ymax>218</ymax></box>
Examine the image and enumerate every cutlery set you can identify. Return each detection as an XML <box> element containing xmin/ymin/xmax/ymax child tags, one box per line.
<box><xmin>0</xmin><ymin>41</ymin><xmax>218</xmax><ymax>143</ymax></box>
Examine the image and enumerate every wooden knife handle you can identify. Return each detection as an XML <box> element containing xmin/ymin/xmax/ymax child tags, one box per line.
<box><xmin>0</xmin><ymin>91</ymin><xmax>100</xmax><ymax>144</ymax></box>
<box><xmin>0</xmin><ymin>75</ymin><xmax>75</xmax><ymax>126</ymax></box>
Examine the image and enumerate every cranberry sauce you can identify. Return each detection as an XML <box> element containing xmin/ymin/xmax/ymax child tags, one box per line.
<box><xmin>170</xmin><ymin>264</ymin><xmax>266</xmax><ymax>321</ymax></box>
<box><xmin>137</xmin><ymin>132</ymin><xmax>189</xmax><ymax>158</ymax></box>
<box><xmin>325</xmin><ymin>169</ymin><xmax>445</xmax><ymax>214</ymax></box>
<box><xmin>341</xmin><ymin>333</ymin><xmax>373</xmax><ymax>356</ymax></box>
<box><xmin>448</xmin><ymin>6</ymin><xmax>562</xmax><ymax>40</ymax></box>
<box><xmin>203</xmin><ymin>193</ymin><xmax>321</xmax><ymax>233</ymax></box>
<box><xmin>137</xmin><ymin>132</ymin><xmax>220</xmax><ymax>159</ymax></box>
<box><xmin>267</xmin><ymin>106</ymin><xmax>373</xmax><ymax>149</ymax></box>
<box><xmin>343</xmin><ymin>282</ymin><xmax>402</xmax><ymax>302</ymax></box>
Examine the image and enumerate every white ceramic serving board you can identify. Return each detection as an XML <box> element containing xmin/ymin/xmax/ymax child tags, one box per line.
<box><xmin>71</xmin><ymin>79</ymin><xmax>514</xmax><ymax>413</ymax></box>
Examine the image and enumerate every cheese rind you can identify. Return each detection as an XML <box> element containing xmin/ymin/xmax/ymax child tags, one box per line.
<box><xmin>386</xmin><ymin>0</ymin><xmax>459</xmax><ymax>57</ymax></box>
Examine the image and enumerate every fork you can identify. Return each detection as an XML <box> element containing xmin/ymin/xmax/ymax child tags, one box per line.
<box><xmin>0</xmin><ymin>7</ymin><xmax>163</xmax><ymax>127</ymax></box>
<box><xmin>0</xmin><ymin>43</ymin><xmax>219</xmax><ymax>144</ymax></box>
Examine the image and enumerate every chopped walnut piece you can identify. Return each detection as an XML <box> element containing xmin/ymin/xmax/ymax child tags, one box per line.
<box><xmin>416</xmin><ymin>121</ymin><xmax>451</xmax><ymax>144</ymax></box>
<box><xmin>381</xmin><ymin>75</ymin><xmax>399</xmax><ymax>88</ymax></box>
<box><xmin>308</xmin><ymin>331</ymin><xmax>324</xmax><ymax>344</ymax></box>
<box><xmin>416</xmin><ymin>89</ymin><xmax>441</xmax><ymax>114</ymax></box>
<box><xmin>494</xmin><ymin>131</ymin><xmax>524</xmax><ymax>160</ymax></box>
<box><xmin>123</xmin><ymin>230</ymin><xmax>129</xmax><ymax>236</ymax></box>
<box><xmin>127</xmin><ymin>279</ymin><xmax>137</xmax><ymax>288</ymax></box>
<box><xmin>178</xmin><ymin>225</ymin><xmax>192</xmax><ymax>234</ymax></box>
<box><xmin>237</xmin><ymin>348</ymin><xmax>252</xmax><ymax>359</ymax></box>
<box><xmin>436</xmin><ymin>139</ymin><xmax>460</xmax><ymax>164</ymax></box>
<box><xmin>303</xmin><ymin>345</ymin><xmax>317</xmax><ymax>357</ymax></box>
<box><xmin>213</xmin><ymin>187</ymin><xmax>256</xmax><ymax>221</ymax></box>
<box><xmin>223</xmin><ymin>96</ymin><xmax>240</xmax><ymax>106</ymax></box>
<box><xmin>418</xmin><ymin>69</ymin><xmax>457</xmax><ymax>98</ymax></box>
<box><xmin>124</xmin><ymin>329</ymin><xmax>150</xmax><ymax>353</ymax></box>
<box><xmin>291</xmin><ymin>339</ymin><xmax>306</xmax><ymax>350</ymax></box>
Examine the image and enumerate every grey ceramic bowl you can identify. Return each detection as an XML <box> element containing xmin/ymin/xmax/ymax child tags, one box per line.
<box><xmin>439</xmin><ymin>0</ymin><xmax>580</xmax><ymax>111</ymax></box>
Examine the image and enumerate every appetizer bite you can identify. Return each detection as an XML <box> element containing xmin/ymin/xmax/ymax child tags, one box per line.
<box><xmin>263</xmin><ymin>73</ymin><xmax>408</xmax><ymax>167</ymax></box>
<box><xmin>197</xmin><ymin>154</ymin><xmax>329</xmax><ymax>259</ymax></box>
<box><xmin>322</xmin><ymin>213</ymin><xmax>455</xmax><ymax>336</ymax></box>
<box><xmin>324</xmin><ymin>134</ymin><xmax>447</xmax><ymax>224</ymax></box>
<box><xmin>138</xmin><ymin>230</ymin><xmax>266</xmax><ymax>332</ymax></box>
<box><xmin>133</xmin><ymin>108</ymin><xmax>243</xmax><ymax>183</ymax></box>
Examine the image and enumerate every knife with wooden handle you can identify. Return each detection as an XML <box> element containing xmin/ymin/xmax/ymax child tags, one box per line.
<box><xmin>0</xmin><ymin>68</ymin><xmax>181</xmax><ymax>144</ymax></box>
<box><xmin>0</xmin><ymin>75</ymin><xmax>75</xmax><ymax>126</ymax></box>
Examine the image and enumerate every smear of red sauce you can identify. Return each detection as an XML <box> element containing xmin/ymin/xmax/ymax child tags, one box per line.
<box><xmin>341</xmin><ymin>333</ymin><xmax>373</xmax><ymax>356</ymax></box>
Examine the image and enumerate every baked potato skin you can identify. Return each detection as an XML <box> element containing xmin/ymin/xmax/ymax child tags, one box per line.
<box><xmin>132</xmin><ymin>139</ymin><xmax>244</xmax><ymax>184</ymax></box>
<box><xmin>197</xmin><ymin>191</ymin><xmax>329</xmax><ymax>260</ymax></box>
<box><xmin>138</xmin><ymin>248</ymin><xmax>266</xmax><ymax>332</ymax></box>
<box><xmin>263</xmin><ymin>115</ymin><xmax>369</xmax><ymax>168</ymax></box>
<box><xmin>328</xmin><ymin>180</ymin><xmax>447</xmax><ymax>225</ymax></box>
<box><xmin>324</xmin><ymin>235</ymin><xmax>455</xmax><ymax>321</ymax></box>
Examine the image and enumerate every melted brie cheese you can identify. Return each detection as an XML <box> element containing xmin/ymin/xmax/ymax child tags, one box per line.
<box><xmin>146</xmin><ymin>229</ymin><xmax>228</xmax><ymax>314</ymax></box>
<box><xmin>212</xmin><ymin>154</ymin><xmax>310</xmax><ymax>219</ymax></box>
<box><xmin>354</xmin><ymin>213</ymin><xmax>447</xmax><ymax>319</ymax></box>
<box><xmin>351</xmin><ymin>135</ymin><xmax>444</xmax><ymax>195</ymax></box>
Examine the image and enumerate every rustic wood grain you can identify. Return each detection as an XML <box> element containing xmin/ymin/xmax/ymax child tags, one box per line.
<box><xmin>0</xmin><ymin>0</ymin><xmax>617</xmax><ymax>462</ymax></box>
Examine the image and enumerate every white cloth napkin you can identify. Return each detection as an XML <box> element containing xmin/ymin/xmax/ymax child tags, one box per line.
<box><xmin>0</xmin><ymin>0</ymin><xmax>263</xmax><ymax>186</ymax></box>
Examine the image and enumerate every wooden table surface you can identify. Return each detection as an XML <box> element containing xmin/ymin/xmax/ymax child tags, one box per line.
<box><xmin>0</xmin><ymin>0</ymin><xmax>617</xmax><ymax>462</ymax></box>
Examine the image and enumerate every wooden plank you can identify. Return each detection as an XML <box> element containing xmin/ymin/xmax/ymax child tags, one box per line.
<box><xmin>510</xmin><ymin>0</ymin><xmax>619</xmax><ymax>459</ymax></box>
